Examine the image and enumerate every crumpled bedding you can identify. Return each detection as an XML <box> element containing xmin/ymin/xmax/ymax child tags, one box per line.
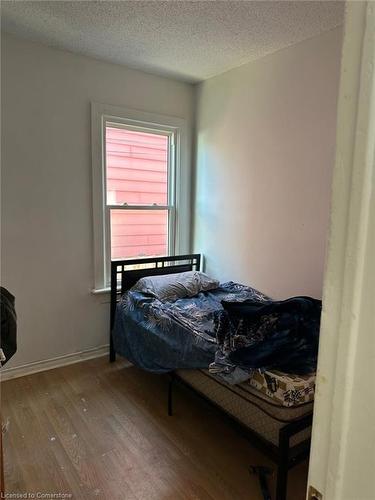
<box><xmin>113</xmin><ymin>282</ymin><xmax>267</xmax><ymax>373</ymax></box>
<box><xmin>113</xmin><ymin>280</ymin><xmax>321</xmax><ymax>385</ymax></box>
<box><xmin>209</xmin><ymin>296</ymin><xmax>321</xmax><ymax>378</ymax></box>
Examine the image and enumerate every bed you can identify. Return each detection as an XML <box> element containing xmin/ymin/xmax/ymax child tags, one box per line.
<box><xmin>110</xmin><ymin>254</ymin><xmax>314</xmax><ymax>500</ymax></box>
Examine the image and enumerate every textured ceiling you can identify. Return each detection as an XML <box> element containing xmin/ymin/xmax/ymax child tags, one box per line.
<box><xmin>2</xmin><ymin>1</ymin><xmax>344</xmax><ymax>83</ymax></box>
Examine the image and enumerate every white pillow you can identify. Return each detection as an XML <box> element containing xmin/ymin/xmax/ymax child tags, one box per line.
<box><xmin>133</xmin><ymin>271</ymin><xmax>220</xmax><ymax>302</ymax></box>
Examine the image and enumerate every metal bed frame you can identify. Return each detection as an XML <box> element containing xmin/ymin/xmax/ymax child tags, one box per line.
<box><xmin>109</xmin><ymin>254</ymin><xmax>313</xmax><ymax>500</ymax></box>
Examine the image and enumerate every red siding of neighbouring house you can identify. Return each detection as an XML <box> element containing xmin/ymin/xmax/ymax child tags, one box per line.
<box><xmin>106</xmin><ymin>127</ymin><xmax>168</xmax><ymax>259</ymax></box>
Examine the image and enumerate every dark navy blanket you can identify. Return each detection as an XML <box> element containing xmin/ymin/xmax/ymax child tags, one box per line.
<box><xmin>213</xmin><ymin>296</ymin><xmax>321</xmax><ymax>376</ymax></box>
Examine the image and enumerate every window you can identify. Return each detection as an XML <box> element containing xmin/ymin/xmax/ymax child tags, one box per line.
<box><xmin>92</xmin><ymin>103</ymin><xmax>191</xmax><ymax>290</ymax></box>
<box><xmin>106</xmin><ymin>125</ymin><xmax>174</xmax><ymax>260</ymax></box>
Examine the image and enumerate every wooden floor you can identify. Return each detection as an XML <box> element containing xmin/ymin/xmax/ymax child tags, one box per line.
<box><xmin>2</xmin><ymin>357</ymin><xmax>308</xmax><ymax>499</ymax></box>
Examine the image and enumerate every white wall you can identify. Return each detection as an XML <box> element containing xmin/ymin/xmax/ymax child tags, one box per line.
<box><xmin>194</xmin><ymin>28</ymin><xmax>342</xmax><ymax>299</ymax></box>
<box><xmin>1</xmin><ymin>34</ymin><xmax>195</xmax><ymax>369</ymax></box>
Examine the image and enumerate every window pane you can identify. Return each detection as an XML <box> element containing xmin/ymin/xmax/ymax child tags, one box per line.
<box><xmin>110</xmin><ymin>209</ymin><xmax>168</xmax><ymax>259</ymax></box>
<box><xmin>106</xmin><ymin>126</ymin><xmax>168</xmax><ymax>206</ymax></box>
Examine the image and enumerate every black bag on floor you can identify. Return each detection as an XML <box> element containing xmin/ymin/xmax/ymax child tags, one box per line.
<box><xmin>0</xmin><ymin>287</ymin><xmax>17</xmax><ymax>366</ymax></box>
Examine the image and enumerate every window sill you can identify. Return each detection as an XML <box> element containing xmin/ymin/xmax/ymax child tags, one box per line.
<box><xmin>91</xmin><ymin>287</ymin><xmax>111</xmax><ymax>295</ymax></box>
<box><xmin>91</xmin><ymin>285</ymin><xmax>123</xmax><ymax>296</ymax></box>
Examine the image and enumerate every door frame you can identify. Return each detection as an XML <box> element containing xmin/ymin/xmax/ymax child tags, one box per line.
<box><xmin>308</xmin><ymin>2</ymin><xmax>375</xmax><ymax>498</ymax></box>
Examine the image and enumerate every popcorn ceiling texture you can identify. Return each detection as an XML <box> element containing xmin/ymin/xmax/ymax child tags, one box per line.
<box><xmin>2</xmin><ymin>0</ymin><xmax>344</xmax><ymax>82</ymax></box>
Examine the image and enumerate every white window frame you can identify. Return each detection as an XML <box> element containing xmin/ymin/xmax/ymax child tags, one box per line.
<box><xmin>91</xmin><ymin>102</ymin><xmax>191</xmax><ymax>291</ymax></box>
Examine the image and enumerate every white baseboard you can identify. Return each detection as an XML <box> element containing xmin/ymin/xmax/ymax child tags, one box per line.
<box><xmin>0</xmin><ymin>345</ymin><xmax>109</xmax><ymax>381</ymax></box>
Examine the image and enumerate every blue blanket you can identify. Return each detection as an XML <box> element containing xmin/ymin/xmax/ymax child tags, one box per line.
<box><xmin>113</xmin><ymin>282</ymin><xmax>268</xmax><ymax>373</ymax></box>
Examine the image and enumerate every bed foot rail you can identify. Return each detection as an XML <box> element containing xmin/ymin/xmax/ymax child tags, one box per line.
<box><xmin>275</xmin><ymin>426</ymin><xmax>290</xmax><ymax>500</ymax></box>
<box><xmin>275</xmin><ymin>462</ymin><xmax>288</xmax><ymax>500</ymax></box>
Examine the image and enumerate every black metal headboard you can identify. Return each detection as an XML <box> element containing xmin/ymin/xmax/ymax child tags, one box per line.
<box><xmin>109</xmin><ymin>254</ymin><xmax>201</xmax><ymax>362</ymax></box>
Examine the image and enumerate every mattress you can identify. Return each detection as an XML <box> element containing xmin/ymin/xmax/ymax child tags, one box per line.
<box><xmin>176</xmin><ymin>369</ymin><xmax>313</xmax><ymax>446</ymax></box>
<box><xmin>247</xmin><ymin>369</ymin><xmax>315</xmax><ymax>407</ymax></box>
